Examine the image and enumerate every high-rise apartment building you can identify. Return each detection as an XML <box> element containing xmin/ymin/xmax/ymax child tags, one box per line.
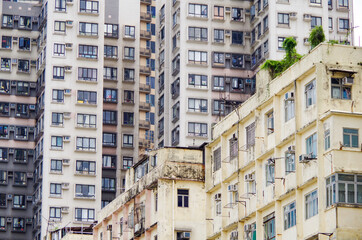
<box><xmin>155</xmin><ymin>0</ymin><xmax>353</xmax><ymax>148</ymax></box>
<box><xmin>0</xmin><ymin>0</ymin><xmax>157</xmax><ymax>239</ymax></box>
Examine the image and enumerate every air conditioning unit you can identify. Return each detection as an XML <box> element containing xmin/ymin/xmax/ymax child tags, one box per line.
<box><xmin>225</xmin><ymin>7</ymin><xmax>231</xmax><ymax>13</ymax></box>
<box><xmin>26</xmin><ymin>218</ymin><xmax>33</xmax><ymax>224</ymax></box>
<box><xmin>230</xmin><ymin>231</ymin><xmax>238</xmax><ymax>240</ymax></box>
<box><xmin>30</xmin><ymin>60</ymin><xmax>37</xmax><ymax>66</ymax></box>
<box><xmin>299</xmin><ymin>154</ymin><xmax>311</xmax><ymax>163</ymax></box>
<box><xmin>225</xmin><ymin>30</ymin><xmax>231</xmax><ymax>37</ymax></box>
<box><xmin>28</xmin><ymin>149</ymin><xmax>34</xmax><ymax>155</ymax></box>
<box><xmin>215</xmin><ymin>193</ymin><xmax>221</xmax><ymax>201</ymax></box>
<box><xmin>65</xmin><ymin>66</ymin><xmax>72</xmax><ymax>72</ymax></box>
<box><xmin>61</xmin><ymin>207</ymin><xmax>69</xmax><ymax>213</ymax></box>
<box><xmin>64</xmin><ymin>89</ymin><xmax>71</xmax><ymax>95</ymax></box>
<box><xmin>27</xmin><ymin>173</ymin><xmax>34</xmax><ymax>178</ymax></box>
<box><xmin>12</xmin><ymin>59</ymin><xmax>18</xmax><ymax>65</ymax></box>
<box><xmin>228</xmin><ymin>184</ymin><xmax>237</xmax><ymax>192</ymax></box>
<box><xmin>14</xmin><ymin>15</ymin><xmax>20</xmax><ymax>21</ymax></box>
<box><xmin>287</xmin><ymin>145</ymin><xmax>295</xmax><ymax>153</ymax></box>
<box><xmin>181</xmin><ymin>232</ymin><xmax>191</xmax><ymax>239</ymax></box>
<box><xmin>66</xmin><ymin>0</ymin><xmax>73</xmax><ymax>4</ymax></box>
<box><xmin>10</xmin><ymin>103</ymin><xmax>16</xmax><ymax>109</ymax></box>
<box><xmin>342</xmin><ymin>77</ymin><xmax>353</xmax><ymax>85</ymax></box>
<box><xmin>285</xmin><ymin>92</ymin><xmax>294</xmax><ymax>101</ymax></box>
<box><xmin>289</xmin><ymin>12</ymin><xmax>297</xmax><ymax>19</ymax></box>
<box><xmin>7</xmin><ymin>194</ymin><xmax>13</xmax><ymax>200</ymax></box>
<box><xmin>63</xmin><ymin>112</ymin><xmax>71</xmax><ymax>119</ymax></box>
<box><xmin>29</xmin><ymin>104</ymin><xmax>36</xmax><ymax>111</ymax></box>
<box><xmin>7</xmin><ymin>217</ymin><xmax>12</xmax><ymax>223</ymax></box>
<box><xmin>66</xmin><ymin>20</ymin><xmax>73</xmax><ymax>27</ymax></box>
<box><xmin>63</xmin><ymin>136</ymin><xmax>70</xmax><ymax>142</ymax></box>
<box><xmin>134</xmin><ymin>223</ymin><xmax>141</xmax><ymax>232</ymax></box>
<box><xmin>244</xmin><ymin>224</ymin><xmax>252</xmax><ymax>232</ymax></box>
<box><xmin>26</xmin><ymin>195</ymin><xmax>33</xmax><ymax>201</ymax></box>
<box><xmin>62</xmin><ymin>183</ymin><xmax>70</xmax><ymax>189</ymax></box>
<box><xmin>304</xmin><ymin>38</ymin><xmax>310</xmax><ymax>46</ymax></box>
<box><xmin>13</xmin><ymin>36</ymin><xmax>18</xmax><ymax>43</ymax></box>
<box><xmin>28</xmin><ymin>127</ymin><xmax>34</xmax><ymax>132</ymax></box>
<box><xmin>225</xmin><ymin>77</ymin><xmax>231</xmax><ymax>84</ymax></box>
<box><xmin>225</xmin><ymin>53</ymin><xmax>231</xmax><ymax>59</ymax></box>
<box><xmin>62</xmin><ymin>159</ymin><xmax>70</xmax><ymax>165</ymax></box>
<box><xmin>30</xmin><ymin>83</ymin><xmax>37</xmax><ymax>88</ymax></box>
<box><xmin>245</xmin><ymin>173</ymin><xmax>255</xmax><ymax>182</ymax></box>
<box><xmin>9</xmin><ymin>126</ymin><xmax>15</xmax><ymax>131</ymax></box>
<box><xmin>32</xmin><ymin>17</ymin><xmax>39</xmax><ymax>23</ymax></box>
<box><xmin>107</xmin><ymin>224</ymin><xmax>112</xmax><ymax>231</ymax></box>
<box><xmin>303</xmin><ymin>14</ymin><xmax>311</xmax><ymax>21</ymax></box>
<box><xmin>65</xmin><ymin>43</ymin><xmax>73</xmax><ymax>49</ymax></box>
<box><xmin>9</xmin><ymin>148</ymin><xmax>14</xmax><ymax>154</ymax></box>
<box><xmin>176</xmin><ymin>31</ymin><xmax>181</xmax><ymax>38</ymax></box>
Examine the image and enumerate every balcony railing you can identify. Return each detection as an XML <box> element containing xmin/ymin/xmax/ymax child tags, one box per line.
<box><xmin>140</xmin><ymin>12</ymin><xmax>152</xmax><ymax>22</ymax></box>
<box><xmin>140</xmin><ymin>47</ymin><xmax>151</xmax><ymax>57</ymax></box>
<box><xmin>139</xmin><ymin>102</ymin><xmax>151</xmax><ymax>111</ymax></box>
<box><xmin>139</xmin><ymin>83</ymin><xmax>151</xmax><ymax>93</ymax></box>
<box><xmin>140</xmin><ymin>0</ymin><xmax>152</xmax><ymax>5</ymax></box>
<box><xmin>139</xmin><ymin>120</ymin><xmax>150</xmax><ymax>129</ymax></box>
<box><xmin>139</xmin><ymin>66</ymin><xmax>151</xmax><ymax>75</ymax></box>
<box><xmin>140</xmin><ymin>30</ymin><xmax>151</xmax><ymax>39</ymax></box>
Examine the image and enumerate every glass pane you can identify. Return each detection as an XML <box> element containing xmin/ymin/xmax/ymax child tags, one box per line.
<box><xmin>338</xmin><ymin>183</ymin><xmax>346</xmax><ymax>202</ymax></box>
<box><xmin>347</xmin><ymin>184</ymin><xmax>355</xmax><ymax>203</ymax></box>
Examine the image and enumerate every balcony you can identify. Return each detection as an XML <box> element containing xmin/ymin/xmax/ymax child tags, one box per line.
<box><xmin>140</xmin><ymin>0</ymin><xmax>152</xmax><ymax>5</ymax></box>
<box><xmin>140</xmin><ymin>12</ymin><xmax>152</xmax><ymax>22</ymax></box>
<box><xmin>140</xmin><ymin>47</ymin><xmax>151</xmax><ymax>57</ymax></box>
<box><xmin>139</xmin><ymin>102</ymin><xmax>151</xmax><ymax>111</ymax></box>
<box><xmin>139</xmin><ymin>138</ymin><xmax>151</xmax><ymax>148</ymax></box>
<box><xmin>139</xmin><ymin>66</ymin><xmax>151</xmax><ymax>75</ymax></box>
<box><xmin>139</xmin><ymin>120</ymin><xmax>150</xmax><ymax>129</ymax></box>
<box><xmin>139</xmin><ymin>83</ymin><xmax>151</xmax><ymax>93</ymax></box>
<box><xmin>140</xmin><ymin>30</ymin><xmax>151</xmax><ymax>39</ymax></box>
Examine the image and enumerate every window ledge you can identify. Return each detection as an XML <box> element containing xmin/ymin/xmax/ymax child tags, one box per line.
<box><xmin>0</xmin><ymin>69</ymin><xmax>11</xmax><ymax>73</ymax></box>
<box><xmin>50</xmin><ymin>124</ymin><xmax>64</xmax><ymax>128</ymax></box>
<box><xmin>277</xmin><ymin>24</ymin><xmax>290</xmax><ymax>29</ymax></box>
<box><xmin>212</xmin><ymin>41</ymin><xmax>225</xmax><ymax>45</ymax></box>
<box><xmin>74</xmin><ymin>196</ymin><xmax>96</xmax><ymax>200</ymax></box>
<box><xmin>77</xmin><ymin>57</ymin><xmax>98</xmax><ymax>61</ymax></box>
<box><xmin>49</xmin><ymin>195</ymin><xmax>62</xmax><ymax>199</ymax></box>
<box><xmin>17</xmin><ymin>49</ymin><xmax>31</xmax><ymax>53</ymax></box>
<box><xmin>123</xmin><ymin>36</ymin><xmax>136</xmax><ymax>41</ymax></box>
<box><xmin>77</xmin><ymin>34</ymin><xmax>99</xmax><ymax>38</ymax></box>
<box><xmin>187</xmin><ymin>111</ymin><xmax>208</xmax><ymax>115</ymax></box>
<box><xmin>74</xmin><ymin>149</ymin><xmax>97</xmax><ymax>153</ymax></box>
<box><xmin>186</xmin><ymin>63</ymin><xmax>208</xmax><ymax>67</ymax></box>
<box><xmin>0</xmin><ymin>48</ymin><xmax>12</xmax><ymax>51</ymax></box>
<box><xmin>186</xmin><ymin>86</ymin><xmax>208</xmax><ymax>91</ymax></box>
<box><xmin>16</xmin><ymin>70</ymin><xmax>30</xmax><ymax>74</ymax></box>
<box><xmin>75</xmin><ymin>126</ymin><xmax>97</xmax><ymax>130</ymax></box>
<box><xmin>74</xmin><ymin>172</ymin><xmax>97</xmax><ymax>177</ymax></box>
<box><xmin>75</xmin><ymin>103</ymin><xmax>98</xmax><ymax>107</ymax></box>
<box><xmin>186</xmin><ymin>134</ymin><xmax>208</xmax><ymax>139</ymax></box>
<box><xmin>50</xmin><ymin>148</ymin><xmax>64</xmax><ymax>151</ymax></box>
<box><xmin>78</xmin><ymin>12</ymin><xmax>100</xmax><ymax>16</ymax></box>
<box><xmin>76</xmin><ymin>80</ymin><xmax>98</xmax><ymax>84</ymax></box>
<box><xmin>186</xmin><ymin>16</ymin><xmax>209</xmax><ymax>21</ymax></box>
<box><xmin>104</xmin><ymin>57</ymin><xmax>119</xmax><ymax>61</ymax></box>
<box><xmin>51</xmin><ymin>101</ymin><xmax>64</xmax><ymax>104</ymax></box>
<box><xmin>212</xmin><ymin>18</ymin><xmax>225</xmax><ymax>22</ymax></box>
<box><xmin>53</xmin><ymin>32</ymin><xmax>66</xmax><ymax>35</ymax></box>
<box><xmin>309</xmin><ymin>3</ymin><xmax>322</xmax><ymax>8</ymax></box>
<box><xmin>49</xmin><ymin>171</ymin><xmax>63</xmax><ymax>175</ymax></box>
<box><xmin>186</xmin><ymin>39</ymin><xmax>209</xmax><ymax>44</ymax></box>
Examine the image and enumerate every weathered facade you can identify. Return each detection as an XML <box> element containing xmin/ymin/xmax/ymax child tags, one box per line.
<box><xmin>205</xmin><ymin>44</ymin><xmax>362</xmax><ymax>240</ymax></box>
<box><xmin>91</xmin><ymin>147</ymin><xmax>206</xmax><ymax>240</ymax></box>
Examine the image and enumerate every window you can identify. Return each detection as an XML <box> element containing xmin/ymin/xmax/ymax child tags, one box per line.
<box><xmin>339</xmin><ymin>19</ymin><xmax>349</xmax><ymax>30</ymax></box>
<box><xmin>310</xmin><ymin>0</ymin><xmax>321</xmax><ymax>4</ymax></box>
<box><xmin>213</xmin><ymin>100</ymin><xmax>225</xmax><ymax>115</ymax></box>
<box><xmin>188</xmin><ymin>50</ymin><xmax>207</xmax><ymax>64</ymax></box>
<box><xmin>13</xmin><ymin>195</ymin><xmax>26</xmax><ymax>208</ymax></box>
<box><xmin>103</xmin><ymin>89</ymin><xmax>117</xmax><ymax>103</ymax></box>
<box><xmin>104</xmin><ymin>45</ymin><xmax>118</xmax><ymax>58</ymax></box>
<box><xmin>78</xmin><ymin>67</ymin><xmax>97</xmax><ymax>82</ymax></box>
<box><xmin>12</xmin><ymin>218</ymin><xmax>25</xmax><ymax>232</ymax></box>
<box><xmin>0</xmin><ymin>125</ymin><xmax>8</xmax><ymax>139</ymax></box>
<box><xmin>123</xmin><ymin>112</ymin><xmax>134</xmax><ymax>125</ymax></box>
<box><xmin>213</xmin><ymin>52</ymin><xmax>224</xmax><ymax>65</ymax></box>
<box><xmin>0</xmin><ymin>170</ymin><xmax>7</xmax><ymax>184</ymax></box>
<box><xmin>229</xmin><ymin>137</ymin><xmax>238</xmax><ymax>159</ymax></box>
<box><xmin>263</xmin><ymin>16</ymin><xmax>269</xmax><ymax>32</ymax></box>
<box><xmin>103</xmin><ymin>110</ymin><xmax>117</xmax><ymax>125</ymax></box>
<box><xmin>214</xmin><ymin>6</ymin><xmax>224</xmax><ymax>19</ymax></box>
<box><xmin>285</xmin><ymin>98</ymin><xmax>295</xmax><ymax>122</ymax></box>
<box><xmin>305</xmin><ymin>80</ymin><xmax>316</xmax><ymax>107</ymax></box>
<box><xmin>177</xmin><ymin>189</ymin><xmax>189</xmax><ymax>207</ymax></box>
<box><xmin>0</xmin><ymin>103</ymin><xmax>9</xmax><ymax>116</ymax></box>
<box><xmin>51</xmin><ymin>159</ymin><xmax>62</xmax><ymax>172</ymax></box>
<box><xmin>1</xmin><ymin>58</ymin><xmax>11</xmax><ymax>71</ymax></box>
<box><xmin>103</xmin><ymin>133</ymin><xmax>116</xmax><ymax>147</ymax></box>
<box><xmin>0</xmin><ymin>148</ymin><xmax>8</xmax><ymax>161</ymax></box>
<box><xmin>2</xmin><ymin>36</ymin><xmax>11</xmax><ymax>49</ymax></box>
<box><xmin>50</xmin><ymin>183</ymin><xmax>61</xmax><ymax>196</ymax></box>
<box><xmin>76</xmin><ymin>160</ymin><xmax>96</xmax><ymax>174</ymax></box>
<box><xmin>75</xmin><ymin>208</ymin><xmax>95</xmax><ymax>222</ymax></box>
<box><xmin>75</xmin><ymin>184</ymin><xmax>95</xmax><ymax>198</ymax></box>
<box><xmin>231</xmin><ymin>54</ymin><xmax>244</xmax><ymax>68</ymax></box>
<box><xmin>328</xmin><ymin>0</ymin><xmax>333</xmax><ymax>8</ymax></box>
<box><xmin>79</xmin><ymin>22</ymin><xmax>98</xmax><ymax>36</ymax></box>
<box><xmin>329</xmin><ymin>17</ymin><xmax>333</xmax><ymax>30</ymax></box>
<box><xmin>18</xmin><ymin>59</ymin><xmax>29</xmax><ymax>72</ymax></box>
<box><xmin>55</xmin><ymin>0</ymin><xmax>66</xmax><ymax>11</ymax></box>
<box><xmin>188</xmin><ymin>122</ymin><xmax>207</xmax><ymax>137</ymax></box>
<box><xmin>188</xmin><ymin>98</ymin><xmax>207</xmax><ymax>112</ymax></box>
<box><xmin>102</xmin><ymin>178</ymin><xmax>115</xmax><ymax>191</ymax></box>
<box><xmin>77</xmin><ymin>90</ymin><xmax>97</xmax><ymax>104</ymax></box>
<box><xmin>14</xmin><ymin>172</ymin><xmax>26</xmax><ymax>185</ymax></box>
<box><xmin>124</xmin><ymin>47</ymin><xmax>135</xmax><ymax>60</ymax></box>
<box><xmin>77</xmin><ymin>113</ymin><xmax>96</xmax><ymax>128</ymax></box>
<box><xmin>53</xmin><ymin>66</ymin><xmax>65</xmax><ymax>79</ymax></box>
<box><xmin>78</xmin><ymin>45</ymin><xmax>98</xmax><ymax>59</ymax></box>
<box><xmin>172</xmin><ymin>126</ymin><xmax>180</xmax><ymax>145</ymax></box>
<box><xmin>343</xmin><ymin>128</ymin><xmax>358</xmax><ymax>148</ymax></box>
<box><xmin>0</xmin><ymin>194</ymin><xmax>6</xmax><ymax>207</ymax></box>
<box><xmin>306</xmin><ymin>133</ymin><xmax>317</xmax><ymax>158</ymax></box>
<box><xmin>232</xmin><ymin>8</ymin><xmax>243</xmax><ymax>21</ymax></box>
<box><xmin>51</xmin><ymin>136</ymin><xmax>63</xmax><ymax>150</ymax></box>
<box><xmin>123</xmin><ymin>91</ymin><xmax>134</xmax><ymax>104</ymax></box>
<box><xmin>104</xmin><ymin>67</ymin><xmax>117</xmax><ymax>80</ymax></box>
<box><xmin>284</xmin><ymin>202</ymin><xmax>296</xmax><ymax>230</ymax></box>
<box><xmin>214</xmin><ymin>29</ymin><xmax>224</xmax><ymax>43</ymax></box>
<box><xmin>14</xmin><ymin>149</ymin><xmax>27</xmax><ymax>163</ymax></box>
<box><xmin>124</xmin><ymin>68</ymin><xmax>135</xmax><ymax>81</ymax></box>
<box><xmin>278</xmin><ymin>37</ymin><xmax>286</xmax><ymax>50</ymax></box>
<box><xmin>326</xmin><ymin>173</ymin><xmax>362</xmax><ymax>207</ymax></box>
<box><xmin>232</xmin><ymin>31</ymin><xmax>243</xmax><ymax>45</ymax></box>
<box><xmin>14</xmin><ymin>126</ymin><xmax>28</xmax><ymax>140</ymax></box>
<box><xmin>2</xmin><ymin>15</ymin><xmax>13</xmax><ymax>28</ymax></box>
<box><xmin>188</xmin><ymin>27</ymin><xmax>208</xmax><ymax>41</ymax></box>
<box><xmin>173</xmin><ymin>12</ymin><xmax>178</xmax><ymax>27</ymax></box>
<box><xmin>325</xmin><ymin>129</ymin><xmax>330</xmax><ymax>150</ymax></box>
<box><xmin>215</xmin><ymin>194</ymin><xmax>221</xmax><ymax>215</ymax></box>
<box><xmin>54</xmin><ymin>21</ymin><xmax>66</xmax><ymax>32</ymax></box>
<box><xmin>188</xmin><ymin>4</ymin><xmax>208</xmax><ymax>18</ymax></box>
<box><xmin>285</xmin><ymin>152</ymin><xmax>295</xmax><ymax>174</ymax></box>
<box><xmin>263</xmin><ymin>213</ymin><xmax>275</xmax><ymax>240</ymax></box>
<box><xmin>246</xmin><ymin>122</ymin><xmax>256</xmax><ymax>149</ymax></box>
<box><xmin>19</xmin><ymin>16</ymin><xmax>32</xmax><ymax>29</ymax></box>
<box><xmin>125</xmin><ymin>25</ymin><xmax>135</xmax><ymax>38</ymax></box>
<box><xmin>311</xmin><ymin>16</ymin><xmax>322</xmax><ymax>28</ymax></box>
<box><xmin>331</xmin><ymin>78</ymin><xmax>351</xmax><ymax>99</ymax></box>
<box><xmin>338</xmin><ymin>0</ymin><xmax>349</xmax><ymax>8</ymax></box>
<box><xmin>54</xmin><ymin>43</ymin><xmax>65</xmax><ymax>56</ymax></box>
<box><xmin>80</xmin><ymin>0</ymin><xmax>99</xmax><ymax>13</ymax></box>
<box><xmin>102</xmin><ymin>155</ymin><xmax>116</xmax><ymax>169</ymax></box>
<box><xmin>188</xmin><ymin>74</ymin><xmax>207</xmax><ymax>88</ymax></box>
<box><xmin>213</xmin><ymin>76</ymin><xmax>224</xmax><ymax>91</ymax></box>
<box><xmin>213</xmin><ymin>147</ymin><xmax>221</xmax><ymax>172</ymax></box>
<box><xmin>278</xmin><ymin>13</ymin><xmax>289</xmax><ymax>25</ymax></box>
<box><xmin>123</xmin><ymin>156</ymin><xmax>133</xmax><ymax>169</ymax></box>
<box><xmin>50</xmin><ymin>207</ymin><xmax>61</xmax><ymax>219</ymax></box>
<box><xmin>266</xmin><ymin>163</ymin><xmax>275</xmax><ymax>186</ymax></box>
<box><xmin>16</xmin><ymin>81</ymin><xmax>29</xmax><ymax>95</ymax></box>
<box><xmin>267</xmin><ymin>111</ymin><xmax>274</xmax><ymax>134</ymax></box>
<box><xmin>123</xmin><ymin>134</ymin><xmax>133</xmax><ymax>147</ymax></box>
<box><xmin>52</xmin><ymin>112</ymin><xmax>63</xmax><ymax>126</ymax></box>
<box><xmin>15</xmin><ymin>104</ymin><xmax>28</xmax><ymax>118</ymax></box>
<box><xmin>76</xmin><ymin>137</ymin><xmax>96</xmax><ymax>151</ymax></box>
<box><xmin>305</xmin><ymin>190</ymin><xmax>318</xmax><ymax>219</ymax></box>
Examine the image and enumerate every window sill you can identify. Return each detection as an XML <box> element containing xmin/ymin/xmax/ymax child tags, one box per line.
<box><xmin>75</xmin><ymin>103</ymin><xmax>98</xmax><ymax>107</ymax></box>
<box><xmin>50</xmin><ymin>171</ymin><xmax>63</xmax><ymax>175</ymax></box>
<box><xmin>76</xmin><ymin>80</ymin><xmax>98</xmax><ymax>84</ymax></box>
<box><xmin>50</xmin><ymin>148</ymin><xmax>64</xmax><ymax>151</ymax></box>
<box><xmin>104</xmin><ymin>78</ymin><xmax>118</xmax><ymax>82</ymax></box>
<box><xmin>16</xmin><ymin>70</ymin><xmax>30</xmax><ymax>74</ymax></box>
<box><xmin>212</xmin><ymin>17</ymin><xmax>225</xmax><ymax>22</ymax></box>
<box><xmin>50</xmin><ymin>124</ymin><xmax>64</xmax><ymax>128</ymax></box>
<box><xmin>104</xmin><ymin>57</ymin><xmax>119</xmax><ymax>61</ymax></box>
<box><xmin>187</xmin><ymin>86</ymin><xmax>208</xmax><ymax>91</ymax></box>
<box><xmin>75</xmin><ymin>126</ymin><xmax>97</xmax><ymax>130</ymax></box>
<box><xmin>51</xmin><ymin>101</ymin><xmax>64</xmax><ymax>104</ymax></box>
<box><xmin>77</xmin><ymin>34</ymin><xmax>99</xmax><ymax>38</ymax></box>
<box><xmin>17</xmin><ymin>49</ymin><xmax>31</xmax><ymax>53</ymax></box>
<box><xmin>74</xmin><ymin>196</ymin><xmax>96</xmax><ymax>200</ymax></box>
<box><xmin>186</xmin><ymin>134</ymin><xmax>208</xmax><ymax>139</ymax></box>
<box><xmin>212</xmin><ymin>41</ymin><xmax>225</xmax><ymax>45</ymax></box>
<box><xmin>78</xmin><ymin>12</ymin><xmax>100</xmax><ymax>16</ymax></box>
<box><xmin>0</xmin><ymin>69</ymin><xmax>11</xmax><ymax>73</ymax></box>
<box><xmin>309</xmin><ymin>3</ymin><xmax>322</xmax><ymax>8</ymax></box>
<box><xmin>53</xmin><ymin>32</ymin><xmax>66</xmax><ymax>35</ymax></box>
<box><xmin>187</xmin><ymin>111</ymin><xmax>208</xmax><ymax>115</ymax></box>
<box><xmin>186</xmin><ymin>63</ymin><xmax>208</xmax><ymax>67</ymax></box>
<box><xmin>186</xmin><ymin>16</ymin><xmax>209</xmax><ymax>21</ymax></box>
<box><xmin>336</xmin><ymin>6</ymin><xmax>349</xmax><ymax>12</ymax></box>
<box><xmin>74</xmin><ymin>149</ymin><xmax>97</xmax><ymax>153</ymax></box>
<box><xmin>277</xmin><ymin>24</ymin><xmax>290</xmax><ymax>29</ymax></box>
<box><xmin>74</xmin><ymin>172</ymin><xmax>96</xmax><ymax>177</ymax></box>
<box><xmin>77</xmin><ymin>57</ymin><xmax>98</xmax><ymax>61</ymax></box>
<box><xmin>186</xmin><ymin>39</ymin><xmax>209</xmax><ymax>44</ymax></box>
<box><xmin>123</xmin><ymin>58</ymin><xmax>135</xmax><ymax>62</ymax></box>
<box><xmin>0</xmin><ymin>47</ymin><xmax>12</xmax><ymax>51</ymax></box>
